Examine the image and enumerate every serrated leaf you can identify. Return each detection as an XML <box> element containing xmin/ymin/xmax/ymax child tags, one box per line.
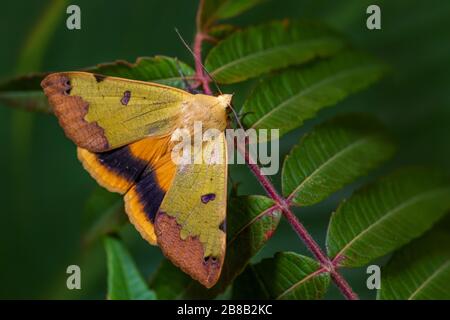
<box><xmin>0</xmin><ymin>56</ymin><xmax>194</xmax><ymax>113</ymax></box>
<box><xmin>241</xmin><ymin>51</ymin><xmax>387</xmax><ymax>136</ymax></box>
<box><xmin>282</xmin><ymin>114</ymin><xmax>394</xmax><ymax>207</ymax></box>
<box><xmin>218</xmin><ymin>195</ymin><xmax>281</xmax><ymax>289</ymax></box>
<box><xmin>208</xmin><ymin>24</ymin><xmax>238</xmax><ymax>40</ymax></box>
<box><xmin>104</xmin><ymin>236</ymin><xmax>156</xmax><ymax>300</ymax></box>
<box><xmin>198</xmin><ymin>0</ymin><xmax>264</xmax><ymax>30</ymax></box>
<box><xmin>150</xmin><ymin>195</ymin><xmax>281</xmax><ymax>299</ymax></box>
<box><xmin>378</xmin><ymin>229</ymin><xmax>450</xmax><ymax>300</ymax></box>
<box><xmin>233</xmin><ymin>252</ymin><xmax>330</xmax><ymax>300</ymax></box>
<box><xmin>327</xmin><ymin>167</ymin><xmax>450</xmax><ymax>268</ymax></box>
<box><xmin>205</xmin><ymin>20</ymin><xmax>344</xmax><ymax>84</ymax></box>
<box><xmin>90</xmin><ymin>56</ymin><xmax>195</xmax><ymax>87</ymax></box>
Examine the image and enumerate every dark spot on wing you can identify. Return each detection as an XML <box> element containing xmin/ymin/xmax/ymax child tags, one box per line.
<box><xmin>121</xmin><ymin>90</ymin><xmax>131</xmax><ymax>105</ymax></box>
<box><xmin>201</xmin><ymin>193</ymin><xmax>216</xmax><ymax>204</ymax></box>
<box><xmin>203</xmin><ymin>256</ymin><xmax>218</xmax><ymax>265</ymax></box>
<box><xmin>219</xmin><ymin>219</ymin><xmax>226</xmax><ymax>232</ymax></box>
<box><xmin>94</xmin><ymin>74</ymin><xmax>107</xmax><ymax>82</ymax></box>
<box><xmin>64</xmin><ymin>79</ymin><xmax>71</xmax><ymax>95</ymax></box>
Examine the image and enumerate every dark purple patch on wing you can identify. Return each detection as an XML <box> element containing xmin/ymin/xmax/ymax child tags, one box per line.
<box><xmin>97</xmin><ymin>147</ymin><xmax>165</xmax><ymax>222</ymax></box>
<box><xmin>201</xmin><ymin>193</ymin><xmax>216</xmax><ymax>204</ymax></box>
<box><xmin>64</xmin><ymin>79</ymin><xmax>71</xmax><ymax>95</ymax></box>
<box><xmin>134</xmin><ymin>167</ymin><xmax>166</xmax><ymax>222</ymax></box>
<box><xmin>121</xmin><ymin>90</ymin><xmax>131</xmax><ymax>105</ymax></box>
<box><xmin>96</xmin><ymin>146</ymin><xmax>147</xmax><ymax>182</ymax></box>
<box><xmin>219</xmin><ymin>219</ymin><xmax>226</xmax><ymax>232</ymax></box>
<box><xmin>94</xmin><ymin>74</ymin><xmax>107</xmax><ymax>82</ymax></box>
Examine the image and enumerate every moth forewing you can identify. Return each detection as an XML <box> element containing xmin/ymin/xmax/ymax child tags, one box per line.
<box><xmin>41</xmin><ymin>72</ymin><xmax>190</xmax><ymax>152</ymax></box>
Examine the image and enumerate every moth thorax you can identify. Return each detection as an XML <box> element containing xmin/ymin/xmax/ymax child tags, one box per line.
<box><xmin>181</xmin><ymin>94</ymin><xmax>229</xmax><ymax>133</ymax></box>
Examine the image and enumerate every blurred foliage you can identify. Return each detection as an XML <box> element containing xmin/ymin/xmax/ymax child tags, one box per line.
<box><xmin>104</xmin><ymin>236</ymin><xmax>156</xmax><ymax>300</ymax></box>
<box><xmin>0</xmin><ymin>0</ymin><xmax>450</xmax><ymax>299</ymax></box>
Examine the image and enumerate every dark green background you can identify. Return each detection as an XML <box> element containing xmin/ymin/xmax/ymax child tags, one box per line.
<box><xmin>0</xmin><ymin>0</ymin><xmax>449</xmax><ymax>299</ymax></box>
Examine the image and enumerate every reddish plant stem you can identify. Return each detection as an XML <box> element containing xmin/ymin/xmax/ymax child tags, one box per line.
<box><xmin>331</xmin><ymin>269</ymin><xmax>359</xmax><ymax>300</ymax></box>
<box><xmin>239</xmin><ymin>143</ymin><xmax>358</xmax><ymax>300</ymax></box>
<box><xmin>237</xmin><ymin>142</ymin><xmax>329</xmax><ymax>267</ymax></box>
<box><xmin>193</xmin><ymin>32</ymin><xmax>213</xmax><ymax>95</ymax></box>
<box><xmin>193</xmin><ymin>30</ymin><xmax>358</xmax><ymax>301</ymax></box>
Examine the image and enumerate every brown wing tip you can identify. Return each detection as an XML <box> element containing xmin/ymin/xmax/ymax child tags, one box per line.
<box><xmin>154</xmin><ymin>212</ymin><xmax>223</xmax><ymax>288</ymax></box>
<box><xmin>41</xmin><ymin>73</ymin><xmax>109</xmax><ymax>152</ymax></box>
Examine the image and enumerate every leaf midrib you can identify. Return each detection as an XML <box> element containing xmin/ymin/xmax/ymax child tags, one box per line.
<box><xmin>276</xmin><ymin>267</ymin><xmax>326</xmax><ymax>299</ymax></box>
<box><xmin>251</xmin><ymin>65</ymin><xmax>378</xmax><ymax>129</ymax></box>
<box><xmin>408</xmin><ymin>260</ymin><xmax>450</xmax><ymax>300</ymax></box>
<box><xmin>332</xmin><ymin>188</ymin><xmax>450</xmax><ymax>263</ymax></box>
<box><xmin>286</xmin><ymin>138</ymin><xmax>371</xmax><ymax>203</ymax></box>
<box><xmin>227</xmin><ymin>203</ymin><xmax>279</xmax><ymax>245</ymax></box>
<box><xmin>209</xmin><ymin>38</ymin><xmax>338</xmax><ymax>77</ymax></box>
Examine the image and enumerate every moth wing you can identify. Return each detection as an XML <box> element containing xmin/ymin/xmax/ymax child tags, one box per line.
<box><xmin>41</xmin><ymin>72</ymin><xmax>191</xmax><ymax>152</ymax></box>
<box><xmin>155</xmin><ymin>132</ymin><xmax>228</xmax><ymax>288</ymax></box>
<box><xmin>78</xmin><ymin>136</ymin><xmax>176</xmax><ymax>245</ymax></box>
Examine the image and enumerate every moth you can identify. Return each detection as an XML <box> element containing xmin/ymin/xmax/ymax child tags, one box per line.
<box><xmin>41</xmin><ymin>72</ymin><xmax>232</xmax><ymax>288</ymax></box>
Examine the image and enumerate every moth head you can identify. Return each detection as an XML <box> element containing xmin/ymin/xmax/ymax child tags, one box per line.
<box><xmin>183</xmin><ymin>94</ymin><xmax>230</xmax><ymax>132</ymax></box>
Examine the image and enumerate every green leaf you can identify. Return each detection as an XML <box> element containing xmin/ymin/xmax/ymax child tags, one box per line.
<box><xmin>327</xmin><ymin>167</ymin><xmax>450</xmax><ymax>268</ymax></box>
<box><xmin>205</xmin><ymin>20</ymin><xmax>344</xmax><ymax>84</ymax></box>
<box><xmin>90</xmin><ymin>56</ymin><xmax>195</xmax><ymax>87</ymax></box>
<box><xmin>0</xmin><ymin>90</ymin><xmax>52</xmax><ymax>113</ymax></box>
<box><xmin>378</xmin><ymin>228</ymin><xmax>450</xmax><ymax>300</ymax></box>
<box><xmin>0</xmin><ymin>56</ymin><xmax>194</xmax><ymax>113</ymax></box>
<box><xmin>208</xmin><ymin>24</ymin><xmax>238</xmax><ymax>40</ymax></box>
<box><xmin>282</xmin><ymin>114</ymin><xmax>394</xmax><ymax>206</ymax></box>
<box><xmin>149</xmin><ymin>260</ymin><xmax>194</xmax><ymax>300</ymax></box>
<box><xmin>218</xmin><ymin>195</ymin><xmax>281</xmax><ymax>289</ymax></box>
<box><xmin>5</xmin><ymin>0</ymin><xmax>66</xmax><ymax>113</ymax></box>
<box><xmin>241</xmin><ymin>51</ymin><xmax>387</xmax><ymax>136</ymax></box>
<box><xmin>150</xmin><ymin>195</ymin><xmax>281</xmax><ymax>299</ymax></box>
<box><xmin>82</xmin><ymin>187</ymin><xmax>126</xmax><ymax>247</ymax></box>
<box><xmin>198</xmin><ymin>0</ymin><xmax>264</xmax><ymax>30</ymax></box>
<box><xmin>104</xmin><ymin>236</ymin><xmax>156</xmax><ymax>300</ymax></box>
<box><xmin>233</xmin><ymin>252</ymin><xmax>330</xmax><ymax>300</ymax></box>
<box><xmin>9</xmin><ymin>0</ymin><xmax>68</xmax><ymax>200</ymax></box>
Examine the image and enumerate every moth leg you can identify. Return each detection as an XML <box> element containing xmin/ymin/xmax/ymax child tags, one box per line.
<box><xmin>175</xmin><ymin>58</ymin><xmax>202</xmax><ymax>94</ymax></box>
<box><xmin>239</xmin><ymin>110</ymin><xmax>255</xmax><ymax>122</ymax></box>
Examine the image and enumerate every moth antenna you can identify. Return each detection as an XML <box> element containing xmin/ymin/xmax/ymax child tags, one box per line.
<box><xmin>174</xmin><ymin>28</ymin><xmax>223</xmax><ymax>95</ymax></box>
<box><xmin>174</xmin><ymin>58</ymin><xmax>191</xmax><ymax>90</ymax></box>
<box><xmin>174</xmin><ymin>29</ymin><xmax>243</xmax><ymax>131</ymax></box>
<box><xmin>174</xmin><ymin>28</ymin><xmax>198</xmax><ymax>66</ymax></box>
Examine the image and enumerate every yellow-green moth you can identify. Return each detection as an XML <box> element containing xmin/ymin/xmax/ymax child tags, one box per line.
<box><xmin>42</xmin><ymin>72</ymin><xmax>232</xmax><ymax>288</ymax></box>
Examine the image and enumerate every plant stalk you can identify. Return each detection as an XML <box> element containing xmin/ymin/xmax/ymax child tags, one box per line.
<box><xmin>193</xmin><ymin>32</ymin><xmax>213</xmax><ymax>95</ymax></box>
<box><xmin>192</xmin><ymin>22</ymin><xmax>358</xmax><ymax>300</ymax></box>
